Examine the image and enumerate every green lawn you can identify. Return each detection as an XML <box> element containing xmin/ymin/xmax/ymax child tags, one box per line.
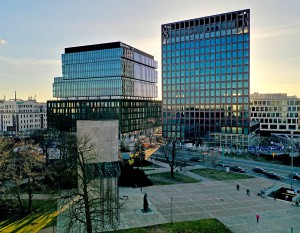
<box><xmin>114</xmin><ymin>219</ymin><xmax>232</xmax><ymax>233</ymax></box>
<box><xmin>190</xmin><ymin>168</ymin><xmax>254</xmax><ymax>181</ymax></box>
<box><xmin>0</xmin><ymin>199</ymin><xmax>57</xmax><ymax>233</ymax></box>
<box><xmin>150</xmin><ymin>172</ymin><xmax>199</xmax><ymax>185</ymax></box>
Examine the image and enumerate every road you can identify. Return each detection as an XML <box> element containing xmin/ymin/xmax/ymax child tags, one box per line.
<box><xmin>153</xmin><ymin>147</ymin><xmax>300</xmax><ymax>190</ymax></box>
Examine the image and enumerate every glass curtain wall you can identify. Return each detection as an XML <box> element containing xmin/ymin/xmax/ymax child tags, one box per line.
<box><xmin>162</xmin><ymin>9</ymin><xmax>250</xmax><ymax>141</ymax></box>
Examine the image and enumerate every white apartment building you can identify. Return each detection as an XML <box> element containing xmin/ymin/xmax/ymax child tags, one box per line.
<box><xmin>0</xmin><ymin>99</ymin><xmax>47</xmax><ymax>135</ymax></box>
<box><xmin>250</xmin><ymin>93</ymin><xmax>300</xmax><ymax>136</ymax></box>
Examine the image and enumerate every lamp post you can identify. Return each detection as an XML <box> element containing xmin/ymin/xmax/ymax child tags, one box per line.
<box><xmin>288</xmin><ymin>139</ymin><xmax>299</xmax><ymax>190</ymax></box>
<box><xmin>221</xmin><ymin>145</ymin><xmax>224</xmax><ymax>162</ymax></box>
<box><xmin>290</xmin><ymin>150</ymin><xmax>298</xmax><ymax>190</ymax></box>
<box><xmin>140</xmin><ymin>149</ymin><xmax>145</xmax><ymax>193</ymax></box>
<box><xmin>170</xmin><ymin>197</ymin><xmax>173</xmax><ymax>224</ymax></box>
<box><xmin>291</xmin><ymin>151</ymin><xmax>294</xmax><ymax>189</ymax></box>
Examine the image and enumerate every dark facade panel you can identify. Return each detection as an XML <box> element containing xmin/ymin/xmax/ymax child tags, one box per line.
<box><xmin>65</xmin><ymin>42</ymin><xmax>121</xmax><ymax>54</ymax></box>
<box><xmin>47</xmin><ymin>99</ymin><xmax>162</xmax><ymax>134</ymax></box>
<box><xmin>65</xmin><ymin>41</ymin><xmax>154</xmax><ymax>59</ymax></box>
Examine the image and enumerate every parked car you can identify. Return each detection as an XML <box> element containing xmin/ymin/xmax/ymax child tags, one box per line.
<box><xmin>289</xmin><ymin>173</ymin><xmax>300</xmax><ymax>180</ymax></box>
<box><xmin>217</xmin><ymin>161</ymin><xmax>230</xmax><ymax>167</ymax></box>
<box><xmin>190</xmin><ymin>156</ymin><xmax>201</xmax><ymax>162</ymax></box>
<box><xmin>231</xmin><ymin>166</ymin><xmax>245</xmax><ymax>173</ymax></box>
<box><xmin>265</xmin><ymin>172</ymin><xmax>282</xmax><ymax>180</ymax></box>
<box><xmin>252</xmin><ymin>167</ymin><xmax>266</xmax><ymax>174</ymax></box>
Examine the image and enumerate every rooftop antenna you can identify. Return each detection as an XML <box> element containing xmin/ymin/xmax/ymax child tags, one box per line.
<box><xmin>14</xmin><ymin>88</ymin><xmax>17</xmax><ymax>101</ymax></box>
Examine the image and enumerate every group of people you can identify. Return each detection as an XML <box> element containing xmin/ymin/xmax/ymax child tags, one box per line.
<box><xmin>236</xmin><ymin>184</ymin><xmax>250</xmax><ymax>196</ymax></box>
<box><xmin>236</xmin><ymin>184</ymin><xmax>260</xmax><ymax>223</ymax></box>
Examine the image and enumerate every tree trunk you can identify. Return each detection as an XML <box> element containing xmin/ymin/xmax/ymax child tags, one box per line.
<box><xmin>28</xmin><ymin>177</ymin><xmax>32</xmax><ymax>213</ymax></box>
<box><xmin>80</xmin><ymin>154</ymin><xmax>93</xmax><ymax>233</ymax></box>
<box><xmin>170</xmin><ymin>165</ymin><xmax>174</xmax><ymax>178</ymax></box>
<box><xmin>83</xmin><ymin>186</ymin><xmax>93</xmax><ymax>233</ymax></box>
<box><xmin>171</xmin><ymin>141</ymin><xmax>176</xmax><ymax>178</ymax></box>
<box><xmin>16</xmin><ymin>183</ymin><xmax>25</xmax><ymax>214</ymax></box>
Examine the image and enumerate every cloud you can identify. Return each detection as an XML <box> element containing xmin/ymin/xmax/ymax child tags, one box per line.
<box><xmin>0</xmin><ymin>56</ymin><xmax>60</xmax><ymax>68</ymax></box>
<box><xmin>252</xmin><ymin>22</ymin><xmax>300</xmax><ymax>40</ymax></box>
<box><xmin>0</xmin><ymin>56</ymin><xmax>61</xmax><ymax>82</ymax></box>
<box><xmin>0</xmin><ymin>39</ymin><xmax>7</xmax><ymax>45</ymax></box>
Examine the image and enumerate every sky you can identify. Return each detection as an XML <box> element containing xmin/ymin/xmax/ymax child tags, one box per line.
<box><xmin>0</xmin><ymin>0</ymin><xmax>300</xmax><ymax>102</ymax></box>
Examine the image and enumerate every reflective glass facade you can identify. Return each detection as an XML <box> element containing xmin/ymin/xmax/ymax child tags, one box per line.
<box><xmin>47</xmin><ymin>99</ymin><xmax>161</xmax><ymax>133</ymax></box>
<box><xmin>48</xmin><ymin>42</ymin><xmax>161</xmax><ymax>134</ymax></box>
<box><xmin>53</xmin><ymin>42</ymin><xmax>158</xmax><ymax>99</ymax></box>
<box><xmin>162</xmin><ymin>10</ymin><xmax>250</xmax><ymax>141</ymax></box>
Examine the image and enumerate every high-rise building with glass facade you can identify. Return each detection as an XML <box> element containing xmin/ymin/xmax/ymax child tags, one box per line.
<box><xmin>48</xmin><ymin>42</ymin><xmax>161</xmax><ymax>136</ymax></box>
<box><xmin>162</xmin><ymin>9</ymin><xmax>250</xmax><ymax>146</ymax></box>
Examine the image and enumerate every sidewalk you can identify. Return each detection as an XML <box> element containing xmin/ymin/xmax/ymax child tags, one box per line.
<box><xmin>147</xmin><ymin>158</ymin><xmax>214</xmax><ymax>182</ymax></box>
<box><xmin>56</xmin><ymin>159</ymin><xmax>300</xmax><ymax>233</ymax></box>
<box><xmin>120</xmin><ymin>159</ymin><xmax>300</xmax><ymax>233</ymax></box>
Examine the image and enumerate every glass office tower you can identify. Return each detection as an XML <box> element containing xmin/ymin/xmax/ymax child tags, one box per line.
<box><xmin>53</xmin><ymin>42</ymin><xmax>157</xmax><ymax>99</ymax></box>
<box><xmin>162</xmin><ymin>10</ymin><xmax>250</xmax><ymax>144</ymax></box>
<box><xmin>48</xmin><ymin>42</ymin><xmax>161</xmax><ymax>135</ymax></box>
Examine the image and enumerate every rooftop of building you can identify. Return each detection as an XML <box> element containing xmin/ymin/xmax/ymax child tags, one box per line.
<box><xmin>251</xmin><ymin>92</ymin><xmax>298</xmax><ymax>99</ymax></box>
<box><xmin>64</xmin><ymin>41</ymin><xmax>154</xmax><ymax>59</ymax></box>
<box><xmin>162</xmin><ymin>9</ymin><xmax>250</xmax><ymax>27</ymax></box>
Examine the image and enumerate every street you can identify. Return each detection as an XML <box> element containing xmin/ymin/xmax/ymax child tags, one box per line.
<box><xmin>153</xmin><ymin>147</ymin><xmax>300</xmax><ymax>190</ymax></box>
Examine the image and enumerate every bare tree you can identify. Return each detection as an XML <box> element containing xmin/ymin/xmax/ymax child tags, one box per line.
<box><xmin>58</xmin><ymin>134</ymin><xmax>121</xmax><ymax>233</ymax></box>
<box><xmin>161</xmin><ymin>139</ymin><xmax>179</xmax><ymax>178</ymax></box>
<box><xmin>209</xmin><ymin>150</ymin><xmax>219</xmax><ymax>170</ymax></box>
<box><xmin>0</xmin><ymin>138</ymin><xmax>46</xmax><ymax>214</ymax></box>
<box><xmin>133</xmin><ymin>139</ymin><xmax>146</xmax><ymax>166</ymax></box>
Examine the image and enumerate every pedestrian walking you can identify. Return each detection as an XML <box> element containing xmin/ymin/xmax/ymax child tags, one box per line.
<box><xmin>236</xmin><ymin>184</ymin><xmax>240</xmax><ymax>191</ymax></box>
<box><xmin>246</xmin><ymin>189</ymin><xmax>250</xmax><ymax>196</ymax></box>
<box><xmin>256</xmin><ymin>214</ymin><xmax>260</xmax><ymax>223</ymax></box>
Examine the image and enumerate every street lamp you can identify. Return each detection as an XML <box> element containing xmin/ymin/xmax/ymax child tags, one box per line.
<box><xmin>290</xmin><ymin>150</ymin><xmax>298</xmax><ymax>189</ymax></box>
<box><xmin>170</xmin><ymin>197</ymin><xmax>173</xmax><ymax>224</ymax></box>
<box><xmin>288</xmin><ymin>140</ymin><xmax>299</xmax><ymax>190</ymax></box>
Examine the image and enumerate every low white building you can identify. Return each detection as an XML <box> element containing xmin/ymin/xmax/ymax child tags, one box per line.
<box><xmin>250</xmin><ymin>93</ymin><xmax>300</xmax><ymax>136</ymax></box>
<box><xmin>0</xmin><ymin>98</ymin><xmax>47</xmax><ymax>135</ymax></box>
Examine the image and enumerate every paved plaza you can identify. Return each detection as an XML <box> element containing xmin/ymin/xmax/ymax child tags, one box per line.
<box><xmin>56</xmin><ymin>161</ymin><xmax>300</xmax><ymax>233</ymax></box>
<box><xmin>117</xmin><ymin>172</ymin><xmax>300</xmax><ymax>233</ymax></box>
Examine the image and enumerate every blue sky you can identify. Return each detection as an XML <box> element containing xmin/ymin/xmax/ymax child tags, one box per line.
<box><xmin>0</xmin><ymin>0</ymin><xmax>300</xmax><ymax>102</ymax></box>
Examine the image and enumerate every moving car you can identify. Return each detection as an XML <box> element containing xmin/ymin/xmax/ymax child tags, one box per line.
<box><xmin>231</xmin><ymin>166</ymin><xmax>245</xmax><ymax>173</ymax></box>
<box><xmin>189</xmin><ymin>156</ymin><xmax>201</xmax><ymax>162</ymax></box>
<box><xmin>265</xmin><ymin>172</ymin><xmax>282</xmax><ymax>180</ymax></box>
<box><xmin>217</xmin><ymin>162</ymin><xmax>230</xmax><ymax>167</ymax></box>
<box><xmin>289</xmin><ymin>173</ymin><xmax>300</xmax><ymax>180</ymax></box>
<box><xmin>252</xmin><ymin>167</ymin><xmax>266</xmax><ymax>174</ymax></box>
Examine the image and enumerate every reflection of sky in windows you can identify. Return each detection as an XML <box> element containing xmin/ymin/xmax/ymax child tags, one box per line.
<box><xmin>162</xmin><ymin>10</ymin><xmax>250</xmax><ymax>138</ymax></box>
<box><xmin>54</xmin><ymin>46</ymin><xmax>158</xmax><ymax>98</ymax></box>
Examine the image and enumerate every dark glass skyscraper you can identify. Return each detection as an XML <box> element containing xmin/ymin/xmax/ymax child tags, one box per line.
<box><xmin>48</xmin><ymin>42</ymin><xmax>161</xmax><ymax>135</ymax></box>
<box><xmin>162</xmin><ymin>10</ymin><xmax>250</xmax><ymax>143</ymax></box>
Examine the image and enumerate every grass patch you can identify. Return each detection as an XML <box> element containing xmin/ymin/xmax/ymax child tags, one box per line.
<box><xmin>190</xmin><ymin>168</ymin><xmax>254</xmax><ymax>181</ymax></box>
<box><xmin>134</xmin><ymin>163</ymin><xmax>163</xmax><ymax>169</ymax></box>
<box><xmin>150</xmin><ymin>172</ymin><xmax>198</xmax><ymax>185</ymax></box>
<box><xmin>114</xmin><ymin>218</ymin><xmax>232</xmax><ymax>233</ymax></box>
<box><xmin>0</xmin><ymin>199</ymin><xmax>57</xmax><ymax>233</ymax></box>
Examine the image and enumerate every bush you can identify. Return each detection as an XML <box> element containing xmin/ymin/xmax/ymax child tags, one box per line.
<box><xmin>45</xmin><ymin>164</ymin><xmax>77</xmax><ymax>190</ymax></box>
<box><xmin>0</xmin><ymin>199</ymin><xmax>18</xmax><ymax>219</ymax></box>
<box><xmin>120</xmin><ymin>140</ymin><xmax>130</xmax><ymax>152</ymax></box>
<box><xmin>118</xmin><ymin>163</ymin><xmax>153</xmax><ymax>187</ymax></box>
